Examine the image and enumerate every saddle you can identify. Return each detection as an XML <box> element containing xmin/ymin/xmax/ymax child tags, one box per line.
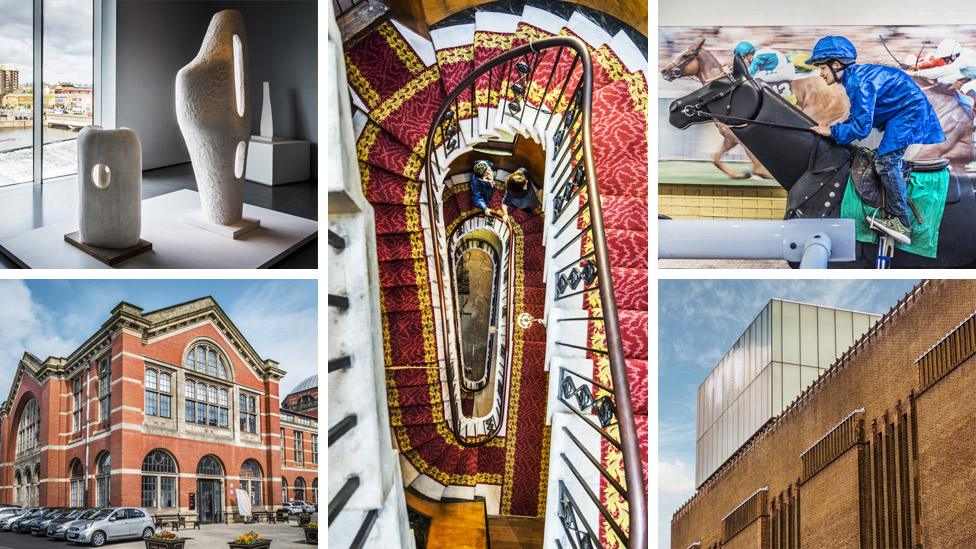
<box><xmin>850</xmin><ymin>147</ymin><xmax>951</xmax><ymax>222</ymax></box>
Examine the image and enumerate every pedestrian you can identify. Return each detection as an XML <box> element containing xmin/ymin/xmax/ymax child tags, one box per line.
<box><xmin>500</xmin><ymin>167</ymin><xmax>540</xmax><ymax>221</ymax></box>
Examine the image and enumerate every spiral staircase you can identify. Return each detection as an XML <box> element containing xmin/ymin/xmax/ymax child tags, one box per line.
<box><xmin>328</xmin><ymin>2</ymin><xmax>647</xmax><ymax>547</ymax></box>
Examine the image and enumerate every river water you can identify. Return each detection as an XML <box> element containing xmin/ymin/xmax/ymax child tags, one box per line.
<box><xmin>0</xmin><ymin>126</ymin><xmax>79</xmax><ymax>150</ymax></box>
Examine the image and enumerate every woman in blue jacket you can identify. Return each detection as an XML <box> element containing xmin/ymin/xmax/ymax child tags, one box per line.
<box><xmin>807</xmin><ymin>35</ymin><xmax>945</xmax><ymax>245</ymax></box>
<box><xmin>471</xmin><ymin>160</ymin><xmax>497</xmax><ymax>215</ymax></box>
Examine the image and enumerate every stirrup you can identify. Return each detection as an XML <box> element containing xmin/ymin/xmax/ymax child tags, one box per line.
<box><xmin>875</xmin><ymin>235</ymin><xmax>895</xmax><ymax>269</ymax></box>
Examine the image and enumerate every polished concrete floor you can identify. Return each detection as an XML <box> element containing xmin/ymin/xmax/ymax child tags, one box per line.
<box><xmin>0</xmin><ymin>163</ymin><xmax>317</xmax><ymax>269</ymax></box>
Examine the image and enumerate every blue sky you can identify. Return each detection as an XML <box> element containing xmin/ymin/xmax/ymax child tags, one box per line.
<box><xmin>0</xmin><ymin>279</ymin><xmax>317</xmax><ymax>401</ymax></box>
<box><xmin>658</xmin><ymin>279</ymin><xmax>920</xmax><ymax>548</ymax></box>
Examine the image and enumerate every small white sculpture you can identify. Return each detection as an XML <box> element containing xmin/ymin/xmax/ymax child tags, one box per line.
<box><xmin>76</xmin><ymin>126</ymin><xmax>143</xmax><ymax>248</ymax></box>
<box><xmin>259</xmin><ymin>81</ymin><xmax>273</xmax><ymax>139</ymax></box>
<box><xmin>176</xmin><ymin>9</ymin><xmax>251</xmax><ymax>226</ymax></box>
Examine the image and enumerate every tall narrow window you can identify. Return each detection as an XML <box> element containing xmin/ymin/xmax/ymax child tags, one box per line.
<box><xmin>239</xmin><ymin>392</ymin><xmax>257</xmax><ymax>433</ymax></box>
<box><xmin>98</xmin><ymin>357</ymin><xmax>111</xmax><ymax>423</ymax></box>
<box><xmin>240</xmin><ymin>460</ymin><xmax>263</xmax><ymax>506</ymax></box>
<box><xmin>294</xmin><ymin>477</ymin><xmax>306</xmax><ymax>501</ymax></box>
<box><xmin>42</xmin><ymin>0</ymin><xmax>94</xmax><ymax>180</ymax></box>
<box><xmin>72</xmin><ymin>376</ymin><xmax>83</xmax><ymax>432</ymax></box>
<box><xmin>294</xmin><ymin>431</ymin><xmax>304</xmax><ymax>463</ymax></box>
<box><xmin>280</xmin><ymin>428</ymin><xmax>286</xmax><ymax>459</ymax></box>
<box><xmin>0</xmin><ymin>1</ymin><xmax>33</xmax><ymax>186</ymax></box>
<box><xmin>95</xmin><ymin>452</ymin><xmax>111</xmax><ymax>507</ymax></box>
<box><xmin>312</xmin><ymin>434</ymin><xmax>318</xmax><ymax>464</ymax></box>
<box><xmin>16</xmin><ymin>398</ymin><xmax>40</xmax><ymax>457</ymax></box>
<box><xmin>69</xmin><ymin>459</ymin><xmax>84</xmax><ymax>507</ymax></box>
<box><xmin>145</xmin><ymin>369</ymin><xmax>158</xmax><ymax>416</ymax></box>
<box><xmin>281</xmin><ymin>478</ymin><xmax>288</xmax><ymax>503</ymax></box>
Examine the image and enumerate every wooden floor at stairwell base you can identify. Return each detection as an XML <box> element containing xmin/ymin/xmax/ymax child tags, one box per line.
<box><xmin>405</xmin><ymin>490</ymin><xmax>545</xmax><ymax>548</ymax></box>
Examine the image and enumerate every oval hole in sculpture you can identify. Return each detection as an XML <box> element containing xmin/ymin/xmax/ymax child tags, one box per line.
<box><xmin>233</xmin><ymin>34</ymin><xmax>245</xmax><ymax>118</ymax></box>
<box><xmin>92</xmin><ymin>164</ymin><xmax>111</xmax><ymax>189</ymax></box>
<box><xmin>235</xmin><ymin>140</ymin><xmax>247</xmax><ymax>178</ymax></box>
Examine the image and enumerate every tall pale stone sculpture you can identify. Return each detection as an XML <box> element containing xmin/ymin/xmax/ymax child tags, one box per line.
<box><xmin>259</xmin><ymin>81</ymin><xmax>274</xmax><ymax>140</ymax></box>
<box><xmin>176</xmin><ymin>9</ymin><xmax>259</xmax><ymax>236</ymax></box>
<box><xmin>65</xmin><ymin>126</ymin><xmax>152</xmax><ymax>265</ymax></box>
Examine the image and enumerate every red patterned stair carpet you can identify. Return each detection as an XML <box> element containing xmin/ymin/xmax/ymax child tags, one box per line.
<box><xmin>345</xmin><ymin>14</ymin><xmax>648</xmax><ymax>531</ymax></box>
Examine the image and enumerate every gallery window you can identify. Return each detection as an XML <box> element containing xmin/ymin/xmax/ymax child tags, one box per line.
<box><xmin>240</xmin><ymin>459</ymin><xmax>263</xmax><ymax>507</ymax></box>
<box><xmin>141</xmin><ymin>449</ymin><xmax>178</xmax><ymax>509</ymax></box>
<box><xmin>0</xmin><ymin>0</ymin><xmax>94</xmax><ymax>187</ymax></box>
<box><xmin>145</xmin><ymin>368</ymin><xmax>172</xmax><ymax>418</ymax></box>
<box><xmin>239</xmin><ymin>392</ymin><xmax>257</xmax><ymax>433</ymax></box>
<box><xmin>183</xmin><ymin>343</ymin><xmax>229</xmax><ymax>380</ymax></box>
<box><xmin>98</xmin><ymin>357</ymin><xmax>111</xmax><ymax>423</ymax></box>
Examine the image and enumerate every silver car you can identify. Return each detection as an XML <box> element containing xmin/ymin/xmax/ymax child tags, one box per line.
<box><xmin>64</xmin><ymin>507</ymin><xmax>155</xmax><ymax>547</ymax></box>
<box><xmin>283</xmin><ymin>500</ymin><xmax>314</xmax><ymax>515</ymax></box>
<box><xmin>0</xmin><ymin>508</ymin><xmax>26</xmax><ymax>530</ymax></box>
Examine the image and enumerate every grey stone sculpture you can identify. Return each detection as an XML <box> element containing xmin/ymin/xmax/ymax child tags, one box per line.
<box><xmin>176</xmin><ymin>9</ymin><xmax>251</xmax><ymax>226</ymax></box>
<box><xmin>77</xmin><ymin>126</ymin><xmax>143</xmax><ymax>248</ymax></box>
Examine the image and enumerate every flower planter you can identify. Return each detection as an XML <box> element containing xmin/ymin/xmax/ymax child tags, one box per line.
<box><xmin>302</xmin><ymin>527</ymin><xmax>317</xmax><ymax>543</ymax></box>
<box><xmin>146</xmin><ymin>539</ymin><xmax>189</xmax><ymax>549</ymax></box>
<box><xmin>297</xmin><ymin>514</ymin><xmax>311</xmax><ymax>527</ymax></box>
<box><xmin>227</xmin><ymin>542</ymin><xmax>271</xmax><ymax>549</ymax></box>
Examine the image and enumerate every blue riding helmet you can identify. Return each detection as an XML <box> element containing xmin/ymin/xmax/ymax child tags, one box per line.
<box><xmin>806</xmin><ymin>35</ymin><xmax>857</xmax><ymax>65</ymax></box>
<box><xmin>733</xmin><ymin>41</ymin><xmax>756</xmax><ymax>58</ymax></box>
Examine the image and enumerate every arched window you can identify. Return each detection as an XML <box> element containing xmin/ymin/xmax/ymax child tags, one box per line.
<box><xmin>142</xmin><ymin>450</ymin><xmax>178</xmax><ymax>509</ymax></box>
<box><xmin>14</xmin><ymin>471</ymin><xmax>22</xmax><ymax>508</ymax></box>
<box><xmin>16</xmin><ymin>398</ymin><xmax>40</xmax><ymax>457</ymax></box>
<box><xmin>69</xmin><ymin>460</ymin><xmax>84</xmax><ymax>507</ymax></box>
<box><xmin>294</xmin><ymin>477</ymin><xmax>306</xmax><ymax>502</ymax></box>
<box><xmin>183</xmin><ymin>343</ymin><xmax>228</xmax><ymax>380</ymax></box>
<box><xmin>281</xmin><ymin>478</ymin><xmax>287</xmax><ymax>503</ymax></box>
<box><xmin>240</xmin><ymin>460</ymin><xmax>263</xmax><ymax>507</ymax></box>
<box><xmin>95</xmin><ymin>452</ymin><xmax>111</xmax><ymax>507</ymax></box>
<box><xmin>311</xmin><ymin>479</ymin><xmax>318</xmax><ymax>504</ymax></box>
<box><xmin>197</xmin><ymin>455</ymin><xmax>224</xmax><ymax>477</ymax></box>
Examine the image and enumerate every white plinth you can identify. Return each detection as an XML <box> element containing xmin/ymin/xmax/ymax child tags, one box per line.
<box><xmin>182</xmin><ymin>210</ymin><xmax>261</xmax><ymax>239</ymax></box>
<box><xmin>0</xmin><ymin>189</ymin><xmax>317</xmax><ymax>268</ymax></box>
<box><xmin>245</xmin><ymin>138</ymin><xmax>310</xmax><ymax>185</ymax></box>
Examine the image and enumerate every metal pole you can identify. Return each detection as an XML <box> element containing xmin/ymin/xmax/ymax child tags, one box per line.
<box><xmin>798</xmin><ymin>234</ymin><xmax>831</xmax><ymax>269</ymax></box>
<box><xmin>32</xmin><ymin>0</ymin><xmax>43</xmax><ymax>185</ymax></box>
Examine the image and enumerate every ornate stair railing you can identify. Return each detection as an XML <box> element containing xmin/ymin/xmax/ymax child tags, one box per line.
<box><xmin>423</xmin><ymin>36</ymin><xmax>646</xmax><ymax>548</ymax></box>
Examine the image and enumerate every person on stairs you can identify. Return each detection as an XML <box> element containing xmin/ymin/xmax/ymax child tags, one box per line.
<box><xmin>471</xmin><ymin>160</ymin><xmax>498</xmax><ymax>216</ymax></box>
<box><xmin>807</xmin><ymin>35</ymin><xmax>946</xmax><ymax>245</ymax></box>
<box><xmin>500</xmin><ymin>167</ymin><xmax>541</xmax><ymax>221</ymax></box>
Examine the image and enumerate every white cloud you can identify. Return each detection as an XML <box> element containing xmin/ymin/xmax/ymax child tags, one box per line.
<box><xmin>659</xmin><ymin>457</ymin><xmax>695</xmax><ymax>495</ymax></box>
<box><xmin>225</xmin><ymin>281</ymin><xmax>318</xmax><ymax>394</ymax></box>
<box><xmin>0</xmin><ymin>280</ymin><xmax>75</xmax><ymax>399</ymax></box>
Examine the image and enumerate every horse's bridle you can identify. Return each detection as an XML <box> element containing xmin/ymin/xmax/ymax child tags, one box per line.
<box><xmin>663</xmin><ymin>47</ymin><xmax>702</xmax><ymax>80</ymax></box>
<box><xmin>681</xmin><ymin>76</ymin><xmax>815</xmax><ymax>132</ymax></box>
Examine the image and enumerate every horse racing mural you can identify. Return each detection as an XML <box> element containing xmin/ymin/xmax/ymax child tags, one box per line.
<box><xmin>660</xmin><ymin>25</ymin><xmax>976</xmax><ymax>180</ymax></box>
<box><xmin>660</xmin><ymin>25</ymin><xmax>976</xmax><ymax>268</ymax></box>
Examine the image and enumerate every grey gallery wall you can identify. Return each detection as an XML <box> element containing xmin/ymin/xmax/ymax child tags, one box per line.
<box><xmin>116</xmin><ymin>0</ymin><xmax>318</xmax><ymax>174</ymax></box>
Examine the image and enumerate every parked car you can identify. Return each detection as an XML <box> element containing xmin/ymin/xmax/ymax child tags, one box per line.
<box><xmin>0</xmin><ymin>508</ymin><xmax>27</xmax><ymax>530</ymax></box>
<box><xmin>48</xmin><ymin>508</ymin><xmax>97</xmax><ymax>539</ymax></box>
<box><xmin>18</xmin><ymin>507</ymin><xmax>62</xmax><ymax>534</ymax></box>
<box><xmin>281</xmin><ymin>500</ymin><xmax>314</xmax><ymax>515</ymax></box>
<box><xmin>32</xmin><ymin>507</ymin><xmax>74</xmax><ymax>535</ymax></box>
<box><xmin>11</xmin><ymin>508</ymin><xmax>52</xmax><ymax>533</ymax></box>
<box><xmin>65</xmin><ymin>507</ymin><xmax>154</xmax><ymax>547</ymax></box>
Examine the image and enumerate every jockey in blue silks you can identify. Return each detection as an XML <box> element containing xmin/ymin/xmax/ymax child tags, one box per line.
<box><xmin>471</xmin><ymin>160</ymin><xmax>497</xmax><ymax>214</ymax></box>
<box><xmin>807</xmin><ymin>35</ymin><xmax>945</xmax><ymax>245</ymax></box>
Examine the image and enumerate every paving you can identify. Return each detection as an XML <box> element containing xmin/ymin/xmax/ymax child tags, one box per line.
<box><xmin>0</xmin><ymin>519</ymin><xmax>317</xmax><ymax>548</ymax></box>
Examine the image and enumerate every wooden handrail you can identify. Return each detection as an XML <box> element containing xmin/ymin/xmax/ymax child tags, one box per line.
<box><xmin>422</xmin><ymin>36</ymin><xmax>646</xmax><ymax>548</ymax></box>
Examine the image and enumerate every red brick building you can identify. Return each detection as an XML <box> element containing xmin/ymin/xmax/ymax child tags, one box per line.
<box><xmin>0</xmin><ymin>297</ymin><xmax>318</xmax><ymax>521</ymax></box>
<box><xmin>279</xmin><ymin>376</ymin><xmax>319</xmax><ymax>505</ymax></box>
<box><xmin>671</xmin><ymin>280</ymin><xmax>976</xmax><ymax>548</ymax></box>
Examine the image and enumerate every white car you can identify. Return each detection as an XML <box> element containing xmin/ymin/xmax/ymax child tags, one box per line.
<box><xmin>282</xmin><ymin>500</ymin><xmax>314</xmax><ymax>515</ymax></box>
